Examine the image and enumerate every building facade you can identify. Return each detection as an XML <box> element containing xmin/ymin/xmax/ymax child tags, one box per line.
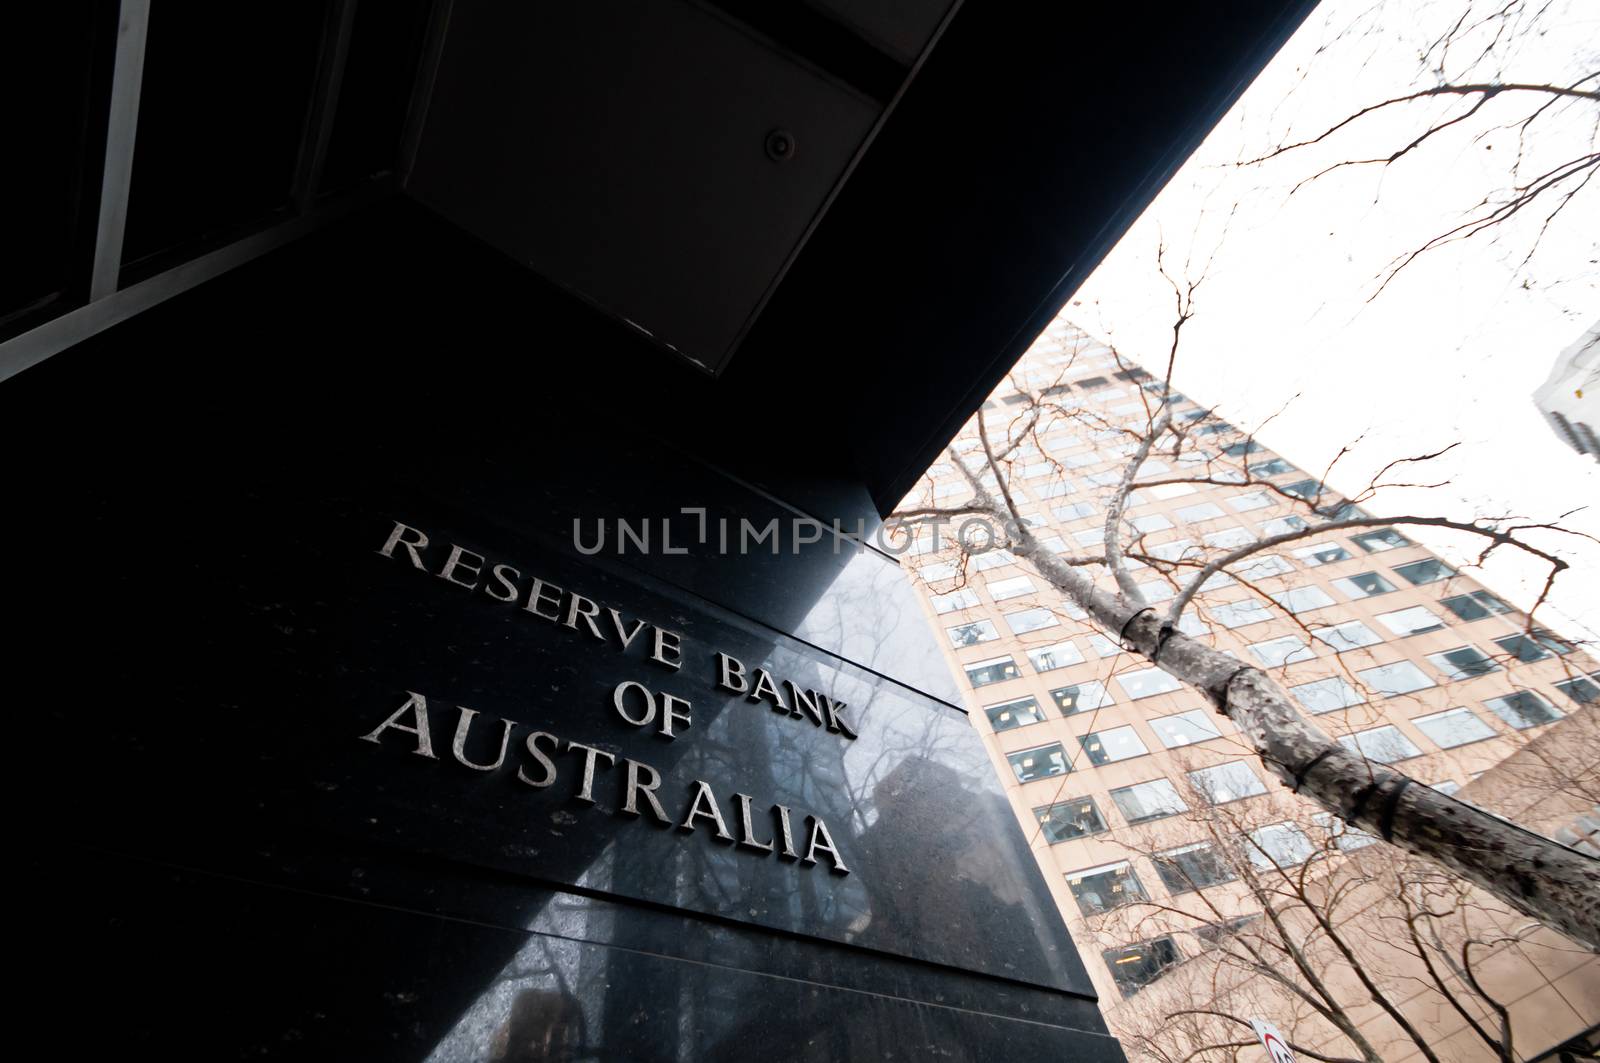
<box><xmin>904</xmin><ymin>321</ymin><xmax>1600</xmax><ymax>1054</ymax></box>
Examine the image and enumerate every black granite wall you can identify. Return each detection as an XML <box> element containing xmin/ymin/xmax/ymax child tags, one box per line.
<box><xmin>6</xmin><ymin>205</ymin><xmax>1123</xmax><ymax>1062</ymax></box>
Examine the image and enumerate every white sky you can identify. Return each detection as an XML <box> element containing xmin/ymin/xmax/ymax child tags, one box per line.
<box><xmin>1071</xmin><ymin>0</ymin><xmax>1600</xmax><ymax>641</ymax></box>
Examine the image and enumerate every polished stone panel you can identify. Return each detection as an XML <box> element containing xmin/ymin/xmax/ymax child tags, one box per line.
<box><xmin>4</xmin><ymin>204</ymin><xmax>1118</xmax><ymax>1061</ymax></box>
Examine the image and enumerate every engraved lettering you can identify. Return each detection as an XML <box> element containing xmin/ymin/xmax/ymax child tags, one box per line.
<box><xmin>820</xmin><ymin>694</ymin><xmax>860</xmax><ymax>740</ymax></box>
<box><xmin>524</xmin><ymin>578</ymin><xmax>563</xmax><ymax>621</ymax></box>
<box><xmin>451</xmin><ymin>706</ymin><xmax>512</xmax><ymax>771</ymax></box>
<box><xmin>378</xmin><ymin>521</ymin><xmax>430</xmax><ymax>568</ymax></box>
<box><xmin>563</xmin><ymin>593</ymin><xmax>605</xmax><ymax>640</ymax></box>
<box><xmin>485</xmin><ymin>563</ymin><xmax>521</xmax><ymax>602</ymax></box>
<box><xmin>607</xmin><ymin>608</ymin><xmax>648</xmax><ymax>648</ymax></box>
<box><xmin>566</xmin><ymin>742</ymin><xmax>616</xmax><ymax>803</ymax></box>
<box><xmin>516</xmin><ymin>731</ymin><xmax>561</xmax><ymax>787</ymax></box>
<box><xmin>716</xmin><ymin>652</ymin><xmax>748</xmax><ymax>694</ymax></box>
<box><xmin>787</xmin><ymin>682</ymin><xmax>825</xmax><ymax>726</ymax></box>
<box><xmin>659</xmin><ymin>692</ymin><xmax>691</xmax><ymax>739</ymax></box>
<box><xmin>749</xmin><ymin>668</ymin><xmax>787</xmax><ymax>713</ymax></box>
<box><xmin>438</xmin><ymin>544</ymin><xmax>486</xmax><ymax>590</ymax></box>
<box><xmin>804</xmin><ymin>816</ymin><xmax>850</xmax><ymax>875</ymax></box>
<box><xmin>359</xmin><ymin>691</ymin><xmax>437</xmax><ymax>759</ymax></box>
<box><xmin>773</xmin><ymin>803</ymin><xmax>799</xmax><ymax>860</ymax></box>
<box><xmin>680</xmin><ymin>780</ymin><xmax>733</xmax><ymax>840</ymax></box>
<box><xmin>734</xmin><ymin>794</ymin><xmax>775</xmax><ymax>853</ymax></box>
<box><xmin>612</xmin><ymin>680</ymin><xmax>656</xmax><ymax>728</ymax></box>
<box><xmin>649</xmin><ymin>627</ymin><xmax>682</xmax><ymax>671</ymax></box>
<box><xmin>622</xmin><ymin>759</ymin><xmax>672</xmax><ymax>824</ymax></box>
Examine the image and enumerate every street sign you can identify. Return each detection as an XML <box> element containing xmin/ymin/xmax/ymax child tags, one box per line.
<box><xmin>1251</xmin><ymin>1019</ymin><xmax>1297</xmax><ymax>1063</ymax></box>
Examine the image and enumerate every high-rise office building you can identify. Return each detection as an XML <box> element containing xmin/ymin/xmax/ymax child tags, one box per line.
<box><xmin>904</xmin><ymin>321</ymin><xmax>1600</xmax><ymax>1054</ymax></box>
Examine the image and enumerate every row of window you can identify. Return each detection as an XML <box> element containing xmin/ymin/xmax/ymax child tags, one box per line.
<box><xmin>996</xmin><ymin>674</ymin><xmax>1565</xmax><ymax>772</ymax></box>
<box><xmin>1032</xmin><ymin>762</ymin><xmax>1270</xmax><ymax>844</ymax></box>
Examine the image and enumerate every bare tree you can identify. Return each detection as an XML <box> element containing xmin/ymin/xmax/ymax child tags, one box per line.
<box><xmin>1242</xmin><ymin>0</ymin><xmax>1599</xmax><ymax>292</ymax></box>
<box><xmin>890</xmin><ymin>314</ymin><xmax>1600</xmax><ymax>948</ymax></box>
<box><xmin>1070</xmin><ymin>763</ymin><xmax>1593</xmax><ymax>1063</ymax></box>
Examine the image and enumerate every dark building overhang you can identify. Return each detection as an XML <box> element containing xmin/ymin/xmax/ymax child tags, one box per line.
<box><xmin>4</xmin><ymin>0</ymin><xmax>1318</xmax><ymax>519</ymax></box>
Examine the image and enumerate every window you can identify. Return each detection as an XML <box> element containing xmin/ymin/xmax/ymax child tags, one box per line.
<box><xmin>1357</xmin><ymin>661</ymin><xmax>1434</xmax><ymax>697</ymax></box>
<box><xmin>1223</xmin><ymin>440</ymin><xmax>1264</xmax><ymax>457</ymax></box>
<box><xmin>1312</xmin><ymin>812</ymin><xmax>1377</xmax><ymax>852</ymax></box>
<box><xmin>931</xmin><ymin>480</ymin><xmax>967</xmax><ymax>499</ymax></box>
<box><xmin>1338</xmin><ymin>725</ymin><xmax>1422</xmax><ymax>763</ymax></box>
<box><xmin>1104</xmin><ymin>937</ymin><xmax>1181</xmax><ymax>995</ymax></box>
<box><xmin>1006</xmin><ymin>743</ymin><xmax>1070</xmax><ymax>783</ymax></box>
<box><xmin>1483</xmin><ymin>691</ymin><xmax>1563</xmax><ymax>730</ymax></box>
<box><xmin>983</xmin><ymin>696</ymin><xmax>1043</xmax><ymax>731</ymax></box>
<box><xmin>1413</xmin><ymin>708</ymin><xmax>1496</xmax><ymax>748</ymax></box>
<box><xmin>1195</xmin><ymin>916</ymin><xmax>1260</xmax><ymax>947</ymax></box>
<box><xmin>1080</xmin><ymin>726</ymin><xmax>1149</xmax><ymax>765</ymax></box>
<box><xmin>1332</xmin><ymin>571</ymin><xmax>1396</xmax><ymax>599</ymax></box>
<box><xmin>1073</xmin><ymin>528</ymin><xmax>1106</xmax><ymax>547</ymax></box>
<box><xmin>1033</xmin><ymin>480</ymin><xmax>1074</xmax><ymax>499</ymax></box>
<box><xmin>1154</xmin><ymin>843</ymin><xmax>1235</xmax><ymax>893</ymax></box>
<box><xmin>1393</xmin><ymin>558</ymin><xmax>1455</xmax><ymax>585</ymax></box>
<box><xmin>1554</xmin><ymin>674</ymin><xmax>1600</xmax><ymax>705</ymax></box>
<box><xmin>1248</xmin><ymin>823</ymin><xmax>1316</xmax><ymax>870</ymax></box>
<box><xmin>1311</xmin><ymin>620</ymin><xmax>1383</xmax><ymax>653</ymax></box>
<box><xmin>1210</xmin><ymin>599</ymin><xmax>1274</xmax><ymax>629</ymax></box>
<box><xmin>966</xmin><ymin>656</ymin><xmax>1021</xmax><ymax>688</ymax></box>
<box><xmin>1068</xmin><ymin>861</ymin><xmax>1148</xmax><ymax>917</ymax></box>
<box><xmin>988</xmin><ymin>575</ymin><xmax>1036</xmax><ymax>600</ymax></box>
<box><xmin>1494</xmin><ymin>632</ymin><xmax>1572</xmax><ymax>662</ymax></box>
<box><xmin>1248</xmin><ymin>458</ymin><xmax>1294</xmax><ymax>477</ymax></box>
<box><xmin>1131</xmin><ymin>513</ymin><xmax>1173</xmax><ymax>533</ymax></box>
<box><xmin>1427</xmin><ymin>646</ymin><xmax>1500</xmax><ymax>680</ymax></box>
<box><xmin>1087</xmin><ymin>633</ymin><xmax>1120</xmax><ymax>657</ymax></box>
<box><xmin>1270</xmin><ymin>586</ymin><xmax>1336</xmax><ymax>614</ymax></box>
<box><xmin>1116</xmin><ymin>667</ymin><xmax>1183</xmax><ymax>700</ymax></box>
<box><xmin>1281</xmin><ymin>479</ymin><xmax>1324</xmax><ymax>501</ymax></box>
<box><xmin>947</xmin><ymin>620</ymin><xmax>999</xmax><ymax>648</ymax></box>
<box><xmin>1149</xmin><ymin>482</ymin><xmax>1196</xmax><ymax>500</ymax></box>
<box><xmin>1295</xmin><ymin>542</ymin><xmax>1352</xmax><ymax>566</ymax></box>
<box><xmin>1220</xmin><ymin>490</ymin><xmax>1272</xmax><ymax>515</ymax></box>
<box><xmin>1186</xmin><ymin>762</ymin><xmax>1267</xmax><ymax>804</ymax></box>
<box><xmin>972</xmin><ymin>549</ymin><xmax>1017</xmax><ymax>571</ymax></box>
<box><xmin>1175</xmin><ymin>502</ymin><xmax>1226</xmax><ymax>523</ymax></box>
<box><xmin>1432</xmin><ymin>780</ymin><xmax>1461</xmax><ymax>796</ymax></box>
<box><xmin>1351</xmin><ymin>528</ymin><xmax>1411</xmax><ymax>552</ymax></box>
<box><xmin>1205</xmin><ymin>527</ymin><xmax>1254</xmax><ymax>550</ymax></box>
<box><xmin>1440</xmin><ymin>590</ymin><xmax>1513</xmax><ymax>622</ymax></box>
<box><xmin>1035</xmin><ymin>797</ymin><xmax>1108</xmax><ymax>843</ymax></box>
<box><xmin>931</xmin><ymin>588</ymin><xmax>980</xmax><ymax>614</ymax></box>
<box><xmin>1377</xmin><ymin>606</ymin><xmax>1445</xmax><ymax>637</ymax></box>
<box><xmin>1290</xmin><ymin>676</ymin><xmax>1364</xmax><ymax>713</ymax></box>
<box><xmin>1051</xmin><ymin>681</ymin><xmax>1112</xmax><ymax>716</ymax></box>
<box><xmin>1259</xmin><ymin>516</ymin><xmax>1310</xmax><ymax>537</ymax></box>
<box><xmin>1053</xmin><ymin>501</ymin><xmax>1096</xmax><ymax>521</ymax></box>
<box><xmin>1150</xmin><ymin>709</ymin><xmax>1222</xmax><ymax>748</ymax></box>
<box><xmin>919</xmin><ymin>561</ymin><xmax>958</xmax><ymax>582</ymax></box>
<box><xmin>1004</xmin><ymin>607</ymin><xmax>1059</xmax><ymax>635</ymax></box>
<box><xmin>1149</xmin><ymin>539</ymin><xmax>1200</xmax><ymax>562</ymax></box>
<box><xmin>1249</xmin><ymin>636</ymin><xmax>1315</xmax><ymax>668</ymax></box>
<box><xmin>1026</xmin><ymin>640</ymin><xmax>1084</xmax><ymax>672</ymax></box>
<box><xmin>1135</xmin><ymin>580</ymin><xmax>1175</xmax><ymax>603</ymax></box>
<box><xmin>1109</xmin><ymin>779</ymin><xmax>1188</xmax><ymax>824</ymax></box>
<box><xmin>1237</xmin><ymin>554</ymin><xmax>1293</xmax><ymax>579</ymax></box>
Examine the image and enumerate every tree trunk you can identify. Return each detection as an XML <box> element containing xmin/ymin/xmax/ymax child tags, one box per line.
<box><xmin>1013</xmin><ymin>531</ymin><xmax>1600</xmax><ymax>951</ymax></box>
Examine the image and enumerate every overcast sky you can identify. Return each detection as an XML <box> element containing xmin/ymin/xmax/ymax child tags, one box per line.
<box><xmin>1070</xmin><ymin>0</ymin><xmax>1600</xmax><ymax>641</ymax></box>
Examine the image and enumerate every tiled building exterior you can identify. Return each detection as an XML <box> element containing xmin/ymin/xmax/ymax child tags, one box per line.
<box><xmin>902</xmin><ymin>321</ymin><xmax>1600</xmax><ymax>1018</ymax></box>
